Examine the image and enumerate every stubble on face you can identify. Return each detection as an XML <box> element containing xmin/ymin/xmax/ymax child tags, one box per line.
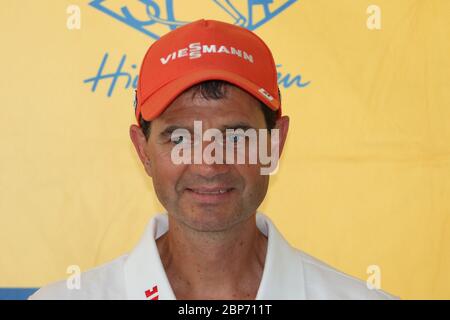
<box><xmin>145</xmin><ymin>85</ymin><xmax>270</xmax><ymax>234</ymax></box>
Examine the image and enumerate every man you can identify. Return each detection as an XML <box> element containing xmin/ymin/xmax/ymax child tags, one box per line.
<box><xmin>30</xmin><ymin>19</ymin><xmax>397</xmax><ymax>300</ymax></box>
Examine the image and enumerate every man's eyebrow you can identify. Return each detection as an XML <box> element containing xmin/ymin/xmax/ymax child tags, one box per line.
<box><xmin>158</xmin><ymin>122</ymin><xmax>255</xmax><ymax>137</ymax></box>
<box><xmin>221</xmin><ymin>122</ymin><xmax>255</xmax><ymax>131</ymax></box>
<box><xmin>159</xmin><ymin>125</ymin><xmax>193</xmax><ymax>137</ymax></box>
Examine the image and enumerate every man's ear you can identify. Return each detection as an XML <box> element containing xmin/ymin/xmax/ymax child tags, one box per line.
<box><xmin>129</xmin><ymin>124</ymin><xmax>153</xmax><ymax>177</ymax></box>
<box><xmin>275</xmin><ymin>115</ymin><xmax>290</xmax><ymax>157</ymax></box>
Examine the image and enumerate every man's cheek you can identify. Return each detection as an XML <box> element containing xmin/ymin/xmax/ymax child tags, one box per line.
<box><xmin>244</xmin><ymin>169</ymin><xmax>269</xmax><ymax>195</ymax></box>
<box><xmin>153</xmin><ymin>147</ymin><xmax>174</xmax><ymax>161</ymax></box>
<box><xmin>154</xmin><ymin>165</ymin><xmax>183</xmax><ymax>195</ymax></box>
<box><xmin>237</xmin><ymin>163</ymin><xmax>262</xmax><ymax>181</ymax></box>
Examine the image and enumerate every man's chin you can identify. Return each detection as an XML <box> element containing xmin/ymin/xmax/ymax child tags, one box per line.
<box><xmin>177</xmin><ymin>207</ymin><xmax>242</xmax><ymax>233</ymax></box>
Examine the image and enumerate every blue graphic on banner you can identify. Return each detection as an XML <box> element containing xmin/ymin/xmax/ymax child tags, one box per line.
<box><xmin>83</xmin><ymin>52</ymin><xmax>310</xmax><ymax>97</ymax></box>
<box><xmin>89</xmin><ymin>0</ymin><xmax>298</xmax><ymax>39</ymax></box>
<box><xmin>85</xmin><ymin>1</ymin><xmax>310</xmax><ymax>99</ymax></box>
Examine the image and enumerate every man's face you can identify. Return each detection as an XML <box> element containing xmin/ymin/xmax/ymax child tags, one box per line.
<box><xmin>132</xmin><ymin>86</ymin><xmax>276</xmax><ymax>232</ymax></box>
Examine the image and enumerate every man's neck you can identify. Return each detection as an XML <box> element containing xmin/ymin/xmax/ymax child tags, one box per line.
<box><xmin>156</xmin><ymin>214</ymin><xmax>268</xmax><ymax>299</ymax></box>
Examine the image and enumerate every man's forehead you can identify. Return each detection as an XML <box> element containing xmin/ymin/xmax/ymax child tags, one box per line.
<box><xmin>155</xmin><ymin>85</ymin><xmax>264</xmax><ymax>124</ymax></box>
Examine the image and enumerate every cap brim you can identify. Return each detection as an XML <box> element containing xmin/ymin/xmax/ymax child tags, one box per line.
<box><xmin>139</xmin><ymin>69</ymin><xmax>281</xmax><ymax>122</ymax></box>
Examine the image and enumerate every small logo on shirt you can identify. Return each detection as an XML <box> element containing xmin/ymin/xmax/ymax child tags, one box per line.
<box><xmin>145</xmin><ymin>285</ymin><xmax>159</xmax><ymax>300</ymax></box>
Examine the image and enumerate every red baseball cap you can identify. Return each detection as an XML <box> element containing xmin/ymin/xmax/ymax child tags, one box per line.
<box><xmin>135</xmin><ymin>19</ymin><xmax>281</xmax><ymax>125</ymax></box>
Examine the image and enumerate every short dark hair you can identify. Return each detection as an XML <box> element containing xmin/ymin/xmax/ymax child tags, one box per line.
<box><xmin>139</xmin><ymin>80</ymin><xmax>280</xmax><ymax>140</ymax></box>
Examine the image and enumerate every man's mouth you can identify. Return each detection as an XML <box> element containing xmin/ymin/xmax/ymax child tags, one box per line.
<box><xmin>187</xmin><ymin>188</ymin><xmax>233</xmax><ymax>195</ymax></box>
<box><xmin>185</xmin><ymin>187</ymin><xmax>235</xmax><ymax>202</ymax></box>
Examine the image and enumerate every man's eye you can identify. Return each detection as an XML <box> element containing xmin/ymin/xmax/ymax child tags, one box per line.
<box><xmin>171</xmin><ymin>135</ymin><xmax>185</xmax><ymax>145</ymax></box>
<box><xmin>227</xmin><ymin>134</ymin><xmax>242</xmax><ymax>144</ymax></box>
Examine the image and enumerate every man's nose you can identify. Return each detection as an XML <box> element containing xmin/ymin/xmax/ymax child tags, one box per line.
<box><xmin>190</xmin><ymin>139</ymin><xmax>228</xmax><ymax>174</ymax></box>
<box><xmin>187</xmin><ymin>161</ymin><xmax>231</xmax><ymax>179</ymax></box>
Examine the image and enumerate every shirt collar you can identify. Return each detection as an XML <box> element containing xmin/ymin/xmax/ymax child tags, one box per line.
<box><xmin>124</xmin><ymin>213</ymin><xmax>306</xmax><ymax>300</ymax></box>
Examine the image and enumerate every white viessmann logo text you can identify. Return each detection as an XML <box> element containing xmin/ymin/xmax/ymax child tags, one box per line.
<box><xmin>160</xmin><ymin>42</ymin><xmax>254</xmax><ymax>65</ymax></box>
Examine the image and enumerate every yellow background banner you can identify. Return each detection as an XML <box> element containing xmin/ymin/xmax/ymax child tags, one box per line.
<box><xmin>1</xmin><ymin>0</ymin><xmax>449</xmax><ymax>299</ymax></box>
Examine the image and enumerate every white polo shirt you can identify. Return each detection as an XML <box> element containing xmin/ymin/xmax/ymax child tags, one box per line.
<box><xmin>29</xmin><ymin>213</ymin><xmax>397</xmax><ymax>300</ymax></box>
